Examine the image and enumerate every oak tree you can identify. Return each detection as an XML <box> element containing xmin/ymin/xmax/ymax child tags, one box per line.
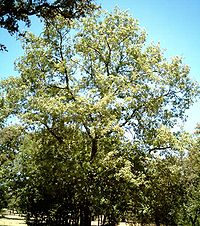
<box><xmin>0</xmin><ymin>8</ymin><xmax>199</xmax><ymax>225</ymax></box>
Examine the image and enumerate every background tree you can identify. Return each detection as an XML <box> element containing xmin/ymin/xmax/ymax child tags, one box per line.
<box><xmin>0</xmin><ymin>0</ymin><xmax>97</xmax><ymax>50</ymax></box>
<box><xmin>0</xmin><ymin>124</ymin><xmax>24</xmax><ymax>213</ymax></box>
<box><xmin>0</xmin><ymin>8</ymin><xmax>199</xmax><ymax>225</ymax></box>
<box><xmin>144</xmin><ymin>156</ymin><xmax>184</xmax><ymax>226</ymax></box>
<box><xmin>178</xmin><ymin>128</ymin><xmax>200</xmax><ymax>226</ymax></box>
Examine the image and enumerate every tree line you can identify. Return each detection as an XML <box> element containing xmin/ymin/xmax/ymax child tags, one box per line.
<box><xmin>0</xmin><ymin>5</ymin><xmax>200</xmax><ymax>226</ymax></box>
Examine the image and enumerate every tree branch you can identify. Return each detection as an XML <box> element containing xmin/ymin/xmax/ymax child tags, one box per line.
<box><xmin>43</xmin><ymin>123</ymin><xmax>64</xmax><ymax>144</ymax></box>
<box><xmin>148</xmin><ymin>146</ymin><xmax>172</xmax><ymax>154</ymax></box>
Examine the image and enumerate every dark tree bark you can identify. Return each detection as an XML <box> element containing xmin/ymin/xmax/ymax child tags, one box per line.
<box><xmin>90</xmin><ymin>138</ymin><xmax>97</xmax><ymax>161</ymax></box>
<box><xmin>80</xmin><ymin>204</ymin><xmax>91</xmax><ymax>226</ymax></box>
<box><xmin>155</xmin><ymin>216</ymin><xmax>161</xmax><ymax>226</ymax></box>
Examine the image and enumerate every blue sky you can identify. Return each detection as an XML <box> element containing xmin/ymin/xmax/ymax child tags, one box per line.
<box><xmin>0</xmin><ymin>0</ymin><xmax>200</xmax><ymax>132</ymax></box>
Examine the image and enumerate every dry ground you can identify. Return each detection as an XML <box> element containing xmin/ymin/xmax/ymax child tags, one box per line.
<box><xmin>0</xmin><ymin>214</ymin><xmax>26</xmax><ymax>226</ymax></box>
<box><xmin>0</xmin><ymin>213</ymin><xmax>147</xmax><ymax>226</ymax></box>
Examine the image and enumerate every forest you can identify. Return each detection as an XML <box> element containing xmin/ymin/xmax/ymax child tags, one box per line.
<box><xmin>0</xmin><ymin>1</ymin><xmax>200</xmax><ymax>226</ymax></box>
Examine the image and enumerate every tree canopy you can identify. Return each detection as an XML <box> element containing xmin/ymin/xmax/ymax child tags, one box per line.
<box><xmin>0</xmin><ymin>8</ymin><xmax>199</xmax><ymax>226</ymax></box>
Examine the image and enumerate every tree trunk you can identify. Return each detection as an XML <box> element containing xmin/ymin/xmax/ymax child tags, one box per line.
<box><xmin>155</xmin><ymin>217</ymin><xmax>161</xmax><ymax>226</ymax></box>
<box><xmin>90</xmin><ymin>138</ymin><xmax>97</xmax><ymax>161</ymax></box>
<box><xmin>80</xmin><ymin>204</ymin><xmax>91</xmax><ymax>226</ymax></box>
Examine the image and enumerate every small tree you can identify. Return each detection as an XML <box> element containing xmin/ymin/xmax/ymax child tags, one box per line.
<box><xmin>0</xmin><ymin>125</ymin><xmax>24</xmax><ymax>213</ymax></box>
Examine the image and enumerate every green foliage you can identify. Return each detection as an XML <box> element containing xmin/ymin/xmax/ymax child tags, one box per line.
<box><xmin>0</xmin><ymin>8</ymin><xmax>199</xmax><ymax>226</ymax></box>
<box><xmin>177</xmin><ymin>133</ymin><xmax>200</xmax><ymax>226</ymax></box>
<box><xmin>0</xmin><ymin>124</ymin><xmax>24</xmax><ymax>213</ymax></box>
<box><xmin>144</xmin><ymin>156</ymin><xmax>185</xmax><ymax>225</ymax></box>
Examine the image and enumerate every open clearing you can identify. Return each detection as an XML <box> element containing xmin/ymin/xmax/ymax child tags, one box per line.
<box><xmin>0</xmin><ymin>214</ymin><xmax>26</xmax><ymax>226</ymax></box>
